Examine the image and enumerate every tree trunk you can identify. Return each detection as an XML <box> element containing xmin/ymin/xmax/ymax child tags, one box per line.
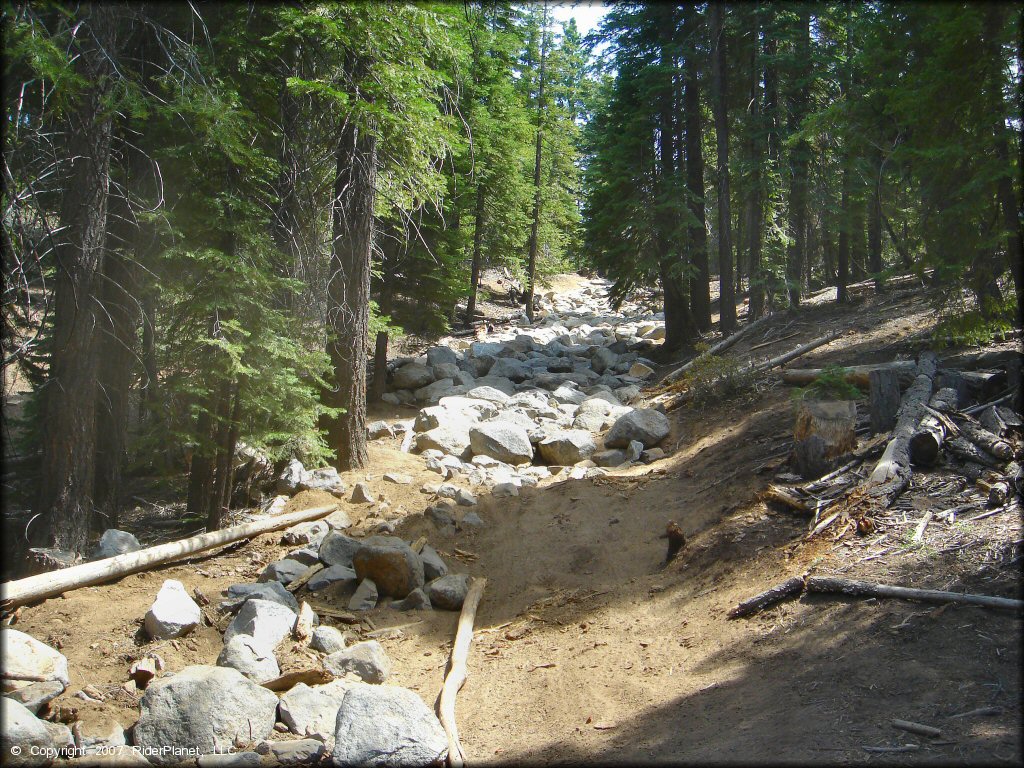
<box><xmin>325</xmin><ymin>115</ymin><xmax>376</xmax><ymax>471</ymax></box>
<box><xmin>868</xmin><ymin>147</ymin><xmax>884</xmax><ymax>290</ymax></box>
<box><xmin>208</xmin><ymin>380</ymin><xmax>239</xmax><ymax>532</ymax></box>
<box><xmin>524</xmin><ymin>2</ymin><xmax>548</xmax><ymax>324</ymax></box>
<box><xmin>869</xmin><ymin>367</ymin><xmax>903</xmax><ymax>435</ymax></box>
<box><xmin>465</xmin><ymin>183</ymin><xmax>487</xmax><ymax>326</ymax></box>
<box><xmin>710</xmin><ymin>4</ymin><xmax>736</xmax><ymax>335</ymax></box>
<box><xmin>785</xmin><ymin>9</ymin><xmax>811</xmax><ymax>309</ymax></box>
<box><xmin>683</xmin><ymin>4</ymin><xmax>711</xmax><ymax>332</ymax></box>
<box><xmin>93</xmin><ymin>249</ymin><xmax>139</xmax><ymax>529</ymax></box>
<box><xmin>746</xmin><ymin>6</ymin><xmax>766</xmax><ymax>321</ymax></box>
<box><xmin>32</xmin><ymin>5</ymin><xmax>120</xmax><ymax>555</ymax></box>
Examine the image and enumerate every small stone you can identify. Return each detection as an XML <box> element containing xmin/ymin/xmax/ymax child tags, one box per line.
<box><xmin>310</xmin><ymin>626</ymin><xmax>348</xmax><ymax>654</ymax></box>
<box><xmin>538</xmin><ymin>430</ymin><xmax>597</xmax><ymax>465</ymax></box>
<box><xmin>1</xmin><ymin>697</ymin><xmax>55</xmax><ymax>766</ymax></box>
<box><xmin>459</xmin><ymin>512</ymin><xmax>485</xmax><ymax>529</ymax></box>
<box><xmin>641</xmin><ymin>447</ymin><xmax>666</xmax><ymax>463</ymax></box>
<box><xmin>222</xmin><ymin>598</ymin><xmax>296</xmax><ymax>649</ymax></box>
<box><xmin>351</xmin><ymin>482</ymin><xmax>374</xmax><ymax>504</ymax></box>
<box><xmin>257</xmin><ymin>558</ymin><xmax>308</xmax><ymax>586</ymax></box>
<box><xmin>197</xmin><ymin>753</ymin><xmax>262</xmax><ymax>768</ymax></box>
<box><xmin>592</xmin><ymin>449</ymin><xmax>628</xmax><ymax>467</ymax></box>
<box><xmin>2</xmin><ymin>680</ymin><xmax>65</xmax><ymax>714</ymax></box>
<box><xmin>278</xmin><ymin>680</ymin><xmax>353</xmax><ymax>742</ymax></box>
<box><xmin>390</xmin><ymin>588</ymin><xmax>432</xmax><ymax>611</ymax></box>
<box><xmin>383</xmin><ymin>472</ymin><xmax>413</xmax><ymax>485</ymax></box>
<box><xmin>144</xmin><ymin>580</ymin><xmax>201</xmax><ymax>640</ymax></box>
<box><xmin>319</xmin><ymin>531</ymin><xmax>362</xmax><ymax>568</ymax></box>
<box><xmin>492</xmin><ymin>482</ymin><xmax>519</xmax><ymax>498</ymax></box>
<box><xmin>425</xmin><ymin>505</ymin><xmax>455</xmax><ymax>528</ymax></box>
<box><xmin>91</xmin><ymin>529</ymin><xmax>142</xmax><ymax>560</ymax></box>
<box><xmin>323</xmin><ymin>641</ymin><xmax>392</xmax><ymax>684</ymax></box>
<box><xmin>308</xmin><ymin>565</ymin><xmax>358</xmax><ymax>593</ymax></box>
<box><xmin>220</xmin><ymin>582</ymin><xmax>298</xmax><ymax>613</ymax></box>
<box><xmin>323</xmin><ymin>509</ymin><xmax>353</xmax><ymax>530</ymax></box>
<box><xmin>418</xmin><ymin>545</ymin><xmax>448</xmax><ymax>581</ymax></box>
<box><xmin>216</xmin><ymin>635</ymin><xmax>279</xmax><ymax>683</ymax></box>
<box><xmin>280</xmin><ymin>520</ymin><xmax>330</xmax><ymax>547</ymax></box>
<box><xmin>351</xmin><ymin>537</ymin><xmax>424</xmax><ymax>598</ymax></box>
<box><xmin>269</xmin><ymin>739</ymin><xmax>326</xmax><ymax>765</ymax></box>
<box><xmin>626</xmin><ymin>440</ymin><xmax>644</xmax><ymax>462</ymax></box>
<box><xmin>367</xmin><ymin>421</ymin><xmax>394</xmax><ymax>439</ymax></box>
<box><xmin>628</xmin><ymin>361</ymin><xmax>655</xmax><ymax>379</ymax></box>
<box><xmin>427</xmin><ymin>574</ymin><xmax>470</xmax><ymax>611</ymax></box>
<box><xmin>348</xmin><ymin>579</ymin><xmax>378</xmax><ymax>611</ymax></box>
<box><xmin>285</xmin><ymin>546</ymin><xmax>320</xmax><ymax>567</ymax></box>
<box><xmin>604</xmin><ymin>408</ymin><xmax>670</xmax><ymax>449</ymax></box>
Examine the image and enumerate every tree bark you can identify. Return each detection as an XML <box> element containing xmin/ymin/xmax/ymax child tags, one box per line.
<box><xmin>785</xmin><ymin>9</ymin><xmax>811</xmax><ymax>309</ymax></box>
<box><xmin>325</xmin><ymin>114</ymin><xmax>376</xmax><ymax>471</ymax></box>
<box><xmin>33</xmin><ymin>4</ymin><xmax>120</xmax><ymax>554</ymax></box>
<box><xmin>869</xmin><ymin>367</ymin><xmax>902</xmax><ymax>435</ymax></box>
<box><xmin>682</xmin><ymin>4</ymin><xmax>711</xmax><ymax>332</ymax></box>
<box><xmin>465</xmin><ymin>183</ymin><xmax>487</xmax><ymax>326</ymax></box>
<box><xmin>908</xmin><ymin>387</ymin><xmax>959</xmax><ymax>467</ymax></box>
<box><xmin>746</xmin><ymin>5</ymin><xmax>767</xmax><ymax>320</ymax></box>
<box><xmin>524</xmin><ymin>2</ymin><xmax>548</xmax><ymax>324</ymax></box>
<box><xmin>710</xmin><ymin>4</ymin><xmax>736</xmax><ymax>335</ymax></box>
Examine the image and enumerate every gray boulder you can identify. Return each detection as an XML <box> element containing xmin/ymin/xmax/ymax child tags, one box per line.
<box><xmin>257</xmin><ymin>558</ymin><xmax>307</xmax><ymax>586</ymax></box>
<box><xmin>222</xmin><ymin>598</ymin><xmax>295</xmax><ymax>649</ymax></box>
<box><xmin>299</xmin><ymin>466</ymin><xmax>347</xmax><ymax>496</ymax></box>
<box><xmin>1</xmin><ymin>697</ymin><xmax>56</xmax><ymax>766</ymax></box>
<box><xmin>604</xmin><ymin>408</ymin><xmax>670</xmax><ymax>448</ymax></box>
<box><xmin>285</xmin><ymin>546</ymin><xmax>320</xmax><ymax>567</ymax></box>
<box><xmin>307</xmin><ymin>565</ymin><xmax>358</xmax><ymax>593</ymax></box>
<box><xmin>197</xmin><ymin>753</ymin><xmax>262</xmax><ymax>767</ymax></box>
<box><xmin>319</xmin><ymin>531</ymin><xmax>361</xmax><ymax>568</ymax></box>
<box><xmin>332</xmin><ymin>685</ymin><xmax>447</xmax><ymax>767</ymax></box>
<box><xmin>133</xmin><ymin>666</ymin><xmax>279</xmax><ymax>765</ymax></box>
<box><xmin>3</xmin><ymin>680</ymin><xmax>64</xmax><ymax>714</ymax></box>
<box><xmin>276</xmin><ymin>458</ymin><xmax>309</xmax><ymax>495</ymax></box>
<box><xmin>281</xmin><ymin>520</ymin><xmax>330</xmax><ymax>547</ymax></box>
<box><xmin>221</xmin><ymin>582</ymin><xmax>298</xmax><ymax>613</ymax></box>
<box><xmin>538</xmin><ymin>430</ymin><xmax>597</xmax><ymax>465</ymax></box>
<box><xmin>427</xmin><ymin>574</ymin><xmax>470</xmax><ymax>611</ymax></box>
<box><xmin>348</xmin><ymin>578</ymin><xmax>378</xmax><ymax>611</ymax></box>
<box><xmin>0</xmin><ymin>629</ymin><xmax>69</xmax><ymax>694</ymax></box>
<box><xmin>468</xmin><ymin>422</ymin><xmax>534</xmax><ymax>465</ymax></box>
<box><xmin>626</xmin><ymin>439</ymin><xmax>644</xmax><ymax>462</ymax></box>
<box><xmin>367</xmin><ymin>420</ymin><xmax>394</xmax><ymax>439</ymax></box>
<box><xmin>351</xmin><ymin>482</ymin><xmax>374</xmax><ymax>504</ymax></box>
<box><xmin>310</xmin><ymin>626</ymin><xmax>347</xmax><ymax>655</ymax></box>
<box><xmin>91</xmin><ymin>529</ymin><xmax>141</xmax><ymax>560</ymax></box>
<box><xmin>392</xmin><ymin>363</ymin><xmax>434</xmax><ymax>391</ymax></box>
<box><xmin>431</xmin><ymin>362</ymin><xmax>460</xmax><ymax>381</ymax></box>
<box><xmin>216</xmin><ymin>635</ymin><xmax>279</xmax><ymax>683</ymax></box>
<box><xmin>352</xmin><ymin>537</ymin><xmax>424</xmax><ymax>599</ymax></box>
<box><xmin>414</xmin><ymin>378</ymin><xmax>460</xmax><ymax>404</ymax></box>
<box><xmin>488</xmin><ymin>357</ymin><xmax>532</xmax><ymax>383</ymax></box>
<box><xmin>268</xmin><ymin>739</ymin><xmax>326</xmax><ymax>765</ymax></box>
<box><xmin>278</xmin><ymin>680</ymin><xmax>353</xmax><ymax>742</ymax></box>
<box><xmin>465</xmin><ymin>385</ymin><xmax>511</xmax><ymax>404</ymax></box>
<box><xmin>144</xmin><ymin>579</ymin><xmax>201</xmax><ymax>640</ymax></box>
<box><xmin>592</xmin><ymin>449</ymin><xmax>628</xmax><ymax>467</ymax></box>
<box><xmin>426</xmin><ymin>347</ymin><xmax>459</xmax><ymax>368</ymax></box>
<box><xmin>418</xmin><ymin>545</ymin><xmax>448</xmax><ymax>581</ymax></box>
<box><xmin>323</xmin><ymin>641</ymin><xmax>391</xmax><ymax>684</ymax></box>
<box><xmin>414</xmin><ymin>423</ymin><xmax>473</xmax><ymax>458</ymax></box>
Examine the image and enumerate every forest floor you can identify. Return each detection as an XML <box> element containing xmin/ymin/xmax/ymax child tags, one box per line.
<box><xmin>6</xmin><ymin>276</ymin><xmax>1022</xmax><ymax>765</ymax></box>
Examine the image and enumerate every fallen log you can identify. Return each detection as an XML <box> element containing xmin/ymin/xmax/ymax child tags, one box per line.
<box><xmin>892</xmin><ymin>719</ymin><xmax>942</xmax><ymax>739</ymax></box>
<box><xmin>656</xmin><ymin>330</ymin><xmax>845</xmax><ymax>410</ymax></box>
<box><xmin>909</xmin><ymin>388</ymin><xmax>960</xmax><ymax>467</ymax></box>
<box><xmin>946</xmin><ymin>436</ymin><xmax>1003</xmax><ymax>469</ymax></box>
<box><xmin>951</xmin><ymin>415</ymin><xmax>1014</xmax><ymax>461</ymax></box>
<box><xmin>980</xmin><ymin>405</ymin><xmax>1024</xmax><ymax>437</ymax></box>
<box><xmin>663</xmin><ymin>315</ymin><xmax>772</xmax><ymax>384</ymax></box>
<box><xmin>866</xmin><ymin>352</ymin><xmax>938</xmax><ymax>500</ymax></box>
<box><xmin>0</xmin><ymin>504</ymin><xmax>338</xmax><ymax>610</ymax></box>
<box><xmin>804</xmin><ymin>576</ymin><xmax>1023</xmax><ymax>613</ymax></box>
<box><xmin>727</xmin><ymin>577</ymin><xmax>806</xmax><ymax>618</ymax></box>
<box><xmin>437</xmin><ymin>577</ymin><xmax>486</xmax><ymax>768</ymax></box>
<box><xmin>763</xmin><ymin>485</ymin><xmax>814</xmax><ymax>514</ymax></box>
<box><xmin>782</xmin><ymin>361</ymin><xmax>917</xmax><ymax>389</ymax></box>
<box><xmin>939</xmin><ymin>348</ymin><xmax>1023</xmax><ymax>371</ymax></box>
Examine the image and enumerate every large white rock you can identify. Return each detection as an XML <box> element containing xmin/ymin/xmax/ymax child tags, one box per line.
<box><xmin>144</xmin><ymin>580</ymin><xmax>201</xmax><ymax>640</ymax></box>
<box><xmin>278</xmin><ymin>680</ymin><xmax>354</xmax><ymax>742</ymax></box>
<box><xmin>332</xmin><ymin>685</ymin><xmax>448</xmax><ymax>767</ymax></box>
<box><xmin>222</xmin><ymin>598</ymin><xmax>296</xmax><ymax>649</ymax></box>
<box><xmin>538</xmin><ymin>430</ymin><xmax>597</xmax><ymax>465</ymax></box>
<box><xmin>216</xmin><ymin>635</ymin><xmax>279</xmax><ymax>683</ymax></box>
<box><xmin>414</xmin><ymin>423</ymin><xmax>473</xmax><ymax>459</ymax></box>
<box><xmin>133</xmin><ymin>666</ymin><xmax>279</xmax><ymax>765</ymax></box>
<box><xmin>604</xmin><ymin>408</ymin><xmax>670</xmax><ymax>448</ymax></box>
<box><xmin>468</xmin><ymin>421</ymin><xmax>534</xmax><ymax>465</ymax></box>
<box><xmin>0</xmin><ymin>629</ymin><xmax>69</xmax><ymax>694</ymax></box>
<box><xmin>1</xmin><ymin>697</ymin><xmax>56</xmax><ymax>766</ymax></box>
<box><xmin>391</xmin><ymin>362</ymin><xmax>434</xmax><ymax>391</ymax></box>
<box><xmin>91</xmin><ymin>529</ymin><xmax>142</xmax><ymax>560</ymax></box>
<box><xmin>323</xmin><ymin>641</ymin><xmax>392</xmax><ymax>684</ymax></box>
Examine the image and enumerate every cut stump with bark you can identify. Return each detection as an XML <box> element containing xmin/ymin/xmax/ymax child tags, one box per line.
<box><xmin>793</xmin><ymin>400</ymin><xmax>857</xmax><ymax>480</ymax></box>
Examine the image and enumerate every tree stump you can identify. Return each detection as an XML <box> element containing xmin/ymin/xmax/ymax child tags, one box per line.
<box><xmin>869</xmin><ymin>368</ymin><xmax>901</xmax><ymax>435</ymax></box>
<box><xmin>793</xmin><ymin>400</ymin><xmax>857</xmax><ymax>480</ymax></box>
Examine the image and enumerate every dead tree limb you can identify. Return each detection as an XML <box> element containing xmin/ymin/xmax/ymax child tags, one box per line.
<box><xmin>865</xmin><ymin>352</ymin><xmax>937</xmax><ymax>503</ymax></box>
<box><xmin>437</xmin><ymin>577</ymin><xmax>487</xmax><ymax>768</ymax></box>
<box><xmin>805</xmin><ymin>576</ymin><xmax>1023</xmax><ymax>613</ymax></box>
<box><xmin>952</xmin><ymin>416</ymin><xmax>1014</xmax><ymax>461</ymax></box>
<box><xmin>727</xmin><ymin>577</ymin><xmax>806</xmax><ymax>618</ymax></box>
<box><xmin>909</xmin><ymin>388</ymin><xmax>959</xmax><ymax>467</ymax></box>
<box><xmin>663</xmin><ymin>315</ymin><xmax>772</xmax><ymax>384</ymax></box>
<box><xmin>1</xmin><ymin>505</ymin><xmax>338</xmax><ymax>609</ymax></box>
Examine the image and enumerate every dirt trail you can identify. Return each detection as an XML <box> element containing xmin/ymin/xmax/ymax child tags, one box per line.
<box><xmin>7</xmin><ymin>282</ymin><xmax>1021</xmax><ymax>764</ymax></box>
